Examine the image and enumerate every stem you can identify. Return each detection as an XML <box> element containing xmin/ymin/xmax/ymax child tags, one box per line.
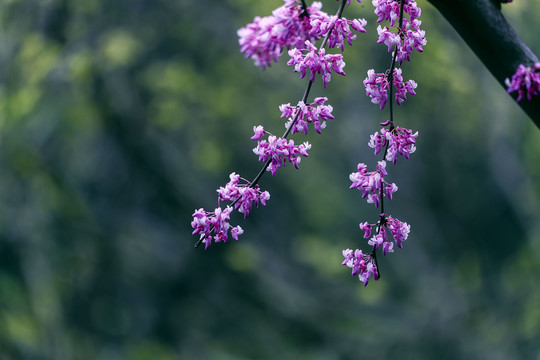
<box><xmin>369</xmin><ymin>0</ymin><xmax>407</xmax><ymax>270</ymax></box>
<box><xmin>300</xmin><ymin>0</ymin><xmax>309</xmax><ymax>18</ymax></box>
<box><xmin>194</xmin><ymin>0</ymin><xmax>348</xmax><ymax>249</ymax></box>
<box><xmin>379</xmin><ymin>0</ymin><xmax>405</xmax><ymax>218</ymax></box>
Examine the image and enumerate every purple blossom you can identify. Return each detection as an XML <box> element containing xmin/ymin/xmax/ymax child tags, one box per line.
<box><xmin>505</xmin><ymin>63</ymin><xmax>540</xmax><ymax>102</ymax></box>
<box><xmin>349</xmin><ymin>161</ymin><xmax>398</xmax><ymax>208</ymax></box>
<box><xmin>251</xmin><ymin>125</ymin><xmax>266</xmax><ymax>140</ymax></box>
<box><xmin>354</xmin><ymin>214</ymin><xmax>409</xmax><ymax>257</ymax></box>
<box><xmin>382</xmin><ymin>241</ymin><xmax>394</xmax><ymax>256</ymax></box>
<box><xmin>237</xmin><ymin>0</ymin><xmax>329</xmax><ymax>69</ymax></box>
<box><xmin>373</xmin><ymin>0</ymin><xmax>426</xmax><ymax>64</ymax></box>
<box><xmin>395</xmin><ymin>19</ymin><xmax>426</xmax><ymax>64</ymax></box>
<box><xmin>377</xmin><ymin>25</ymin><xmax>400</xmax><ymax>52</ymax></box>
<box><xmin>287</xmin><ymin>40</ymin><xmax>346</xmax><ymax>88</ymax></box>
<box><xmin>310</xmin><ymin>15</ymin><xmax>367</xmax><ymax>51</ymax></box>
<box><xmin>342</xmin><ymin>249</ymin><xmax>379</xmax><ymax>286</ymax></box>
<box><xmin>368</xmin><ymin>232</ymin><xmax>385</xmax><ymax>250</ymax></box>
<box><xmin>368</xmin><ymin>125</ymin><xmax>418</xmax><ymax>164</ymax></box>
<box><xmin>386</xmin><ymin>216</ymin><xmax>410</xmax><ymax>248</ymax></box>
<box><xmin>280</xmin><ymin>97</ymin><xmax>334</xmax><ymax>134</ymax></box>
<box><xmin>359</xmin><ymin>222</ymin><xmax>372</xmax><ymax>238</ymax></box>
<box><xmin>253</xmin><ymin>133</ymin><xmax>312</xmax><ymax>175</ymax></box>
<box><xmin>217</xmin><ymin>172</ymin><xmax>271</xmax><ymax>218</ymax></box>
<box><xmin>363</xmin><ymin>68</ymin><xmax>417</xmax><ymax>109</ymax></box>
<box><xmin>373</xmin><ymin>0</ymin><xmax>421</xmax><ymax>26</ymax></box>
<box><xmin>191</xmin><ymin>206</ymin><xmax>243</xmax><ymax>249</ymax></box>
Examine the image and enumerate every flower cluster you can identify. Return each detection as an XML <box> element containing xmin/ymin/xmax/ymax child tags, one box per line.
<box><xmin>192</xmin><ymin>171</ymin><xmax>271</xmax><ymax>249</ymax></box>
<box><xmin>363</xmin><ymin>68</ymin><xmax>417</xmax><ymax>110</ymax></box>
<box><xmin>310</xmin><ymin>15</ymin><xmax>367</xmax><ymax>51</ymax></box>
<box><xmin>368</xmin><ymin>122</ymin><xmax>418</xmax><ymax>164</ymax></box>
<box><xmin>191</xmin><ymin>207</ymin><xmax>244</xmax><ymax>249</ymax></box>
<box><xmin>252</xmin><ymin>126</ymin><xmax>312</xmax><ymax>175</ymax></box>
<box><xmin>342</xmin><ymin>249</ymin><xmax>379</xmax><ymax>286</ymax></box>
<box><xmin>218</xmin><ymin>172</ymin><xmax>270</xmax><ymax>218</ymax></box>
<box><xmin>349</xmin><ymin>160</ymin><xmax>398</xmax><ymax>208</ymax></box>
<box><xmin>198</xmin><ymin>0</ymin><xmax>424</xmax><ymax>287</ymax></box>
<box><xmin>237</xmin><ymin>0</ymin><xmax>328</xmax><ymax>69</ymax></box>
<box><xmin>505</xmin><ymin>62</ymin><xmax>540</xmax><ymax>102</ymax></box>
<box><xmin>288</xmin><ymin>40</ymin><xmax>346</xmax><ymax>88</ymax></box>
<box><xmin>360</xmin><ymin>216</ymin><xmax>410</xmax><ymax>250</ymax></box>
<box><xmin>373</xmin><ymin>0</ymin><xmax>421</xmax><ymax>25</ymax></box>
<box><xmin>374</xmin><ymin>0</ymin><xmax>426</xmax><ymax>64</ymax></box>
<box><xmin>343</xmin><ymin>0</ymin><xmax>423</xmax><ymax>286</ymax></box>
<box><xmin>280</xmin><ymin>97</ymin><xmax>334</xmax><ymax>135</ymax></box>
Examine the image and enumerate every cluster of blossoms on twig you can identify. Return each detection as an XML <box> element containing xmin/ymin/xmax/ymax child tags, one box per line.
<box><xmin>280</xmin><ymin>97</ymin><xmax>334</xmax><ymax>134</ymax></box>
<box><xmin>237</xmin><ymin>0</ymin><xmax>326</xmax><ymax>69</ymax></box>
<box><xmin>288</xmin><ymin>40</ymin><xmax>347</xmax><ymax>87</ymax></box>
<box><xmin>341</xmin><ymin>0</ymin><xmax>422</xmax><ymax>286</ymax></box>
<box><xmin>193</xmin><ymin>0</ymin><xmax>423</xmax><ymax>288</ymax></box>
<box><xmin>193</xmin><ymin>0</ymin><xmax>363</xmax><ymax>250</ymax></box>
<box><xmin>192</xmin><ymin>173</ymin><xmax>270</xmax><ymax>249</ymax></box>
<box><xmin>363</xmin><ymin>0</ymin><xmax>425</xmax><ymax>109</ymax></box>
<box><xmin>364</xmin><ymin>68</ymin><xmax>417</xmax><ymax>109</ymax></box>
<box><xmin>251</xmin><ymin>126</ymin><xmax>312</xmax><ymax>175</ymax></box>
<box><xmin>505</xmin><ymin>62</ymin><xmax>540</xmax><ymax>102</ymax></box>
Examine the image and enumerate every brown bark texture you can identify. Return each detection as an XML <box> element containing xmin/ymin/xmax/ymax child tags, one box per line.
<box><xmin>428</xmin><ymin>0</ymin><xmax>540</xmax><ymax>128</ymax></box>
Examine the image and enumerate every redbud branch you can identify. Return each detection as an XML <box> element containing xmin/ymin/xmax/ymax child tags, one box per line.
<box><xmin>387</xmin><ymin>0</ymin><xmax>405</xmax><ymax>131</ymax></box>
<box><xmin>379</xmin><ymin>0</ymin><xmax>405</xmax><ymax>219</ymax></box>
<box><xmin>194</xmin><ymin>0</ymin><xmax>348</xmax><ymax>249</ymax></box>
<box><xmin>300</xmin><ymin>0</ymin><xmax>309</xmax><ymax>18</ymax></box>
<box><xmin>370</xmin><ymin>0</ymin><xmax>407</xmax><ymax>271</ymax></box>
<box><xmin>252</xmin><ymin>0</ymin><xmax>347</xmax><ymax>187</ymax></box>
<box><xmin>235</xmin><ymin>0</ymin><xmax>347</xmax><ymax>190</ymax></box>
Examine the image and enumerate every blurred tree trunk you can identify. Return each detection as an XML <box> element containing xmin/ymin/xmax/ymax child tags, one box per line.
<box><xmin>428</xmin><ymin>0</ymin><xmax>540</xmax><ymax>128</ymax></box>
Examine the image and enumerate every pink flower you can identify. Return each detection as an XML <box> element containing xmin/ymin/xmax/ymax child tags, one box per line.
<box><xmin>280</xmin><ymin>98</ymin><xmax>334</xmax><ymax>135</ymax></box>
<box><xmin>310</xmin><ymin>15</ymin><xmax>367</xmax><ymax>51</ymax></box>
<box><xmin>382</xmin><ymin>241</ymin><xmax>394</xmax><ymax>256</ymax></box>
<box><xmin>287</xmin><ymin>40</ymin><xmax>346</xmax><ymax>88</ymax></box>
<box><xmin>363</xmin><ymin>68</ymin><xmax>417</xmax><ymax>109</ymax></box>
<box><xmin>251</xmin><ymin>125</ymin><xmax>266</xmax><ymax>140</ymax></box>
<box><xmin>368</xmin><ymin>232</ymin><xmax>385</xmax><ymax>250</ymax></box>
<box><xmin>349</xmin><ymin>161</ymin><xmax>398</xmax><ymax>208</ymax></box>
<box><xmin>359</xmin><ymin>222</ymin><xmax>372</xmax><ymax>238</ymax></box>
<box><xmin>231</xmin><ymin>226</ymin><xmax>244</xmax><ymax>241</ymax></box>
<box><xmin>253</xmin><ymin>133</ymin><xmax>311</xmax><ymax>175</ymax></box>
<box><xmin>368</xmin><ymin>125</ymin><xmax>418</xmax><ymax>164</ymax></box>
<box><xmin>237</xmin><ymin>0</ymin><xmax>329</xmax><ymax>69</ymax></box>
<box><xmin>217</xmin><ymin>172</ymin><xmax>271</xmax><ymax>218</ymax></box>
<box><xmin>377</xmin><ymin>25</ymin><xmax>400</xmax><ymax>52</ymax></box>
<box><xmin>505</xmin><ymin>63</ymin><xmax>540</xmax><ymax>102</ymax></box>
<box><xmin>386</xmin><ymin>216</ymin><xmax>410</xmax><ymax>248</ymax></box>
<box><xmin>342</xmin><ymin>249</ymin><xmax>379</xmax><ymax>286</ymax></box>
<box><xmin>372</xmin><ymin>1</ymin><xmax>426</xmax><ymax>64</ymax></box>
<box><xmin>373</xmin><ymin>0</ymin><xmax>421</xmax><ymax>26</ymax></box>
<box><xmin>191</xmin><ymin>206</ymin><xmax>242</xmax><ymax>249</ymax></box>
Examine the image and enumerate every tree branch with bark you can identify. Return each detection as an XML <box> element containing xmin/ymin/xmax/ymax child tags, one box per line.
<box><xmin>427</xmin><ymin>0</ymin><xmax>540</xmax><ymax>128</ymax></box>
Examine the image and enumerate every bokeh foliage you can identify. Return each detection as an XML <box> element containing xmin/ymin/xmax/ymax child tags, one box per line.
<box><xmin>0</xmin><ymin>0</ymin><xmax>539</xmax><ymax>359</ymax></box>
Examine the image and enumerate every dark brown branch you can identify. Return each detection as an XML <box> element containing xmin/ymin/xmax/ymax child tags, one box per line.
<box><xmin>428</xmin><ymin>0</ymin><xmax>540</xmax><ymax>129</ymax></box>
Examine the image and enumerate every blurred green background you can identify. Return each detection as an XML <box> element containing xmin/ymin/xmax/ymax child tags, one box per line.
<box><xmin>0</xmin><ymin>0</ymin><xmax>539</xmax><ymax>359</ymax></box>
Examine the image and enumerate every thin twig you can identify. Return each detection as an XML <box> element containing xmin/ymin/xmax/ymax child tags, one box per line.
<box><xmin>195</xmin><ymin>0</ymin><xmax>349</xmax><ymax>249</ymax></box>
